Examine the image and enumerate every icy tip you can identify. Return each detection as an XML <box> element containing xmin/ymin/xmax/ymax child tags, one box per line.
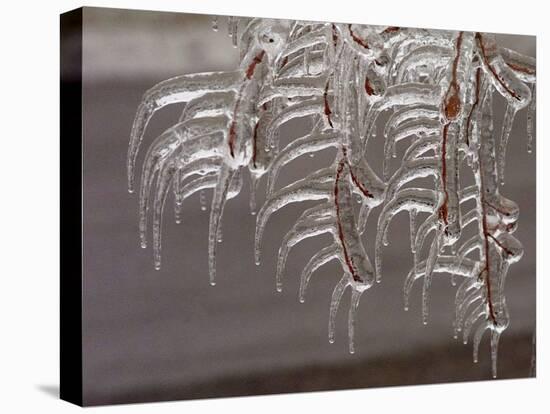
<box><xmin>299</xmin><ymin>297</ymin><xmax>305</xmax><ymax>304</ymax></box>
<box><xmin>255</xmin><ymin>260</ymin><xmax>261</xmax><ymax>266</ymax></box>
<box><xmin>404</xmin><ymin>306</ymin><xmax>409</xmax><ymax>311</ymax></box>
<box><xmin>276</xmin><ymin>286</ymin><xmax>283</xmax><ymax>293</ymax></box>
<box><xmin>329</xmin><ymin>338</ymin><xmax>335</xmax><ymax>344</ymax></box>
<box><xmin>422</xmin><ymin>320</ymin><xmax>428</xmax><ymax>325</ymax></box>
<box><xmin>201</xmin><ymin>206</ymin><xmax>207</xmax><ymax>211</ymax></box>
<box><xmin>154</xmin><ymin>264</ymin><xmax>161</xmax><ymax>271</ymax></box>
<box><xmin>128</xmin><ymin>188</ymin><xmax>134</xmax><ymax>194</ymax></box>
<box><xmin>349</xmin><ymin>349</ymin><xmax>355</xmax><ymax>354</ymax></box>
<box><xmin>251</xmin><ymin>211</ymin><xmax>256</xmax><ymax>216</ymax></box>
<box><xmin>210</xmin><ymin>281</ymin><xmax>217</xmax><ymax>287</ymax></box>
<box><xmin>175</xmin><ymin>219</ymin><xmax>181</xmax><ymax>224</ymax></box>
<box><xmin>140</xmin><ymin>242</ymin><xmax>147</xmax><ymax>249</ymax></box>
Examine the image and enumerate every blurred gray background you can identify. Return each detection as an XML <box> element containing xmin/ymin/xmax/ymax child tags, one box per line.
<box><xmin>81</xmin><ymin>7</ymin><xmax>536</xmax><ymax>406</ymax></box>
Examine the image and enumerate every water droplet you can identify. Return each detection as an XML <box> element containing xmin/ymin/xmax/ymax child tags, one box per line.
<box><xmin>200</xmin><ymin>190</ymin><xmax>207</xmax><ymax>211</ymax></box>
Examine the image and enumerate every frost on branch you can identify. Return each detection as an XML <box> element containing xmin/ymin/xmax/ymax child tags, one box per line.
<box><xmin>127</xmin><ymin>17</ymin><xmax>535</xmax><ymax>378</ymax></box>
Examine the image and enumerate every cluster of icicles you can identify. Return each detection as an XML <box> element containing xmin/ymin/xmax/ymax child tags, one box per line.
<box><xmin>127</xmin><ymin>16</ymin><xmax>535</xmax><ymax>378</ymax></box>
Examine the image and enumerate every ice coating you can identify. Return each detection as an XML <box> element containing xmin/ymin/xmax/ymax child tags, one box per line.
<box><xmin>127</xmin><ymin>16</ymin><xmax>535</xmax><ymax>377</ymax></box>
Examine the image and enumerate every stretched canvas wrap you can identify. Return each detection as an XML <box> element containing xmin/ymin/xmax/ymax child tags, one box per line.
<box><xmin>60</xmin><ymin>6</ymin><xmax>536</xmax><ymax>407</ymax></box>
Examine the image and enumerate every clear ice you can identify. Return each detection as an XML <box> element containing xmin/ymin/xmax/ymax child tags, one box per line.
<box><xmin>127</xmin><ymin>18</ymin><xmax>535</xmax><ymax>378</ymax></box>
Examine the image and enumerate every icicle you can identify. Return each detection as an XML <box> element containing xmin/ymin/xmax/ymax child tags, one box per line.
<box><xmin>249</xmin><ymin>174</ymin><xmax>258</xmax><ymax>215</ymax></box>
<box><xmin>152</xmin><ymin>162</ymin><xmax>177</xmax><ymax>271</ymax></box>
<box><xmin>208</xmin><ymin>166</ymin><xmax>236</xmax><ymax>286</ymax></box>
<box><xmin>329</xmin><ymin>275</ymin><xmax>349</xmax><ymax>344</ymax></box>
<box><xmin>409</xmin><ymin>209</ymin><xmax>417</xmax><ymax>253</ymax></box>
<box><xmin>497</xmin><ymin>104</ymin><xmax>518</xmax><ymax>185</ymax></box>
<box><xmin>138</xmin><ymin>133</ymin><xmax>180</xmax><ymax>249</ymax></box>
<box><xmin>212</xmin><ymin>16</ymin><xmax>219</xmax><ymax>31</ymax></box>
<box><xmin>413</xmin><ymin>214</ymin><xmax>437</xmax><ymax>264</ymax></box>
<box><xmin>462</xmin><ymin>303</ymin><xmax>484</xmax><ymax>344</ymax></box>
<box><xmin>382</xmin><ymin>148</ymin><xmax>392</xmax><ymax>181</ymax></box>
<box><xmin>358</xmin><ymin>203</ymin><xmax>370</xmax><ymax>234</ymax></box>
<box><xmin>421</xmin><ymin>229</ymin><xmax>442</xmax><ymax>325</ymax></box>
<box><xmin>450</xmin><ymin>242</ymin><xmax>458</xmax><ymax>286</ymax></box>
<box><xmin>173</xmin><ymin>169</ymin><xmax>182</xmax><ymax>224</ymax></box>
<box><xmin>472</xmin><ymin>320</ymin><xmax>488</xmax><ymax>363</ymax></box>
<box><xmin>374</xmin><ymin>230</ymin><xmax>384</xmax><ymax>284</ymax></box>
<box><xmin>490</xmin><ymin>329</ymin><xmax>501</xmax><ymax>378</ymax></box>
<box><xmin>348</xmin><ymin>289</ymin><xmax>362</xmax><ymax>354</ymax></box>
<box><xmin>299</xmin><ymin>244</ymin><xmax>339</xmax><ymax>303</ymax></box>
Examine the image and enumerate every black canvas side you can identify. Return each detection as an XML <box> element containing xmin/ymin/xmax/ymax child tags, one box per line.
<box><xmin>60</xmin><ymin>7</ymin><xmax>83</xmax><ymax>407</ymax></box>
